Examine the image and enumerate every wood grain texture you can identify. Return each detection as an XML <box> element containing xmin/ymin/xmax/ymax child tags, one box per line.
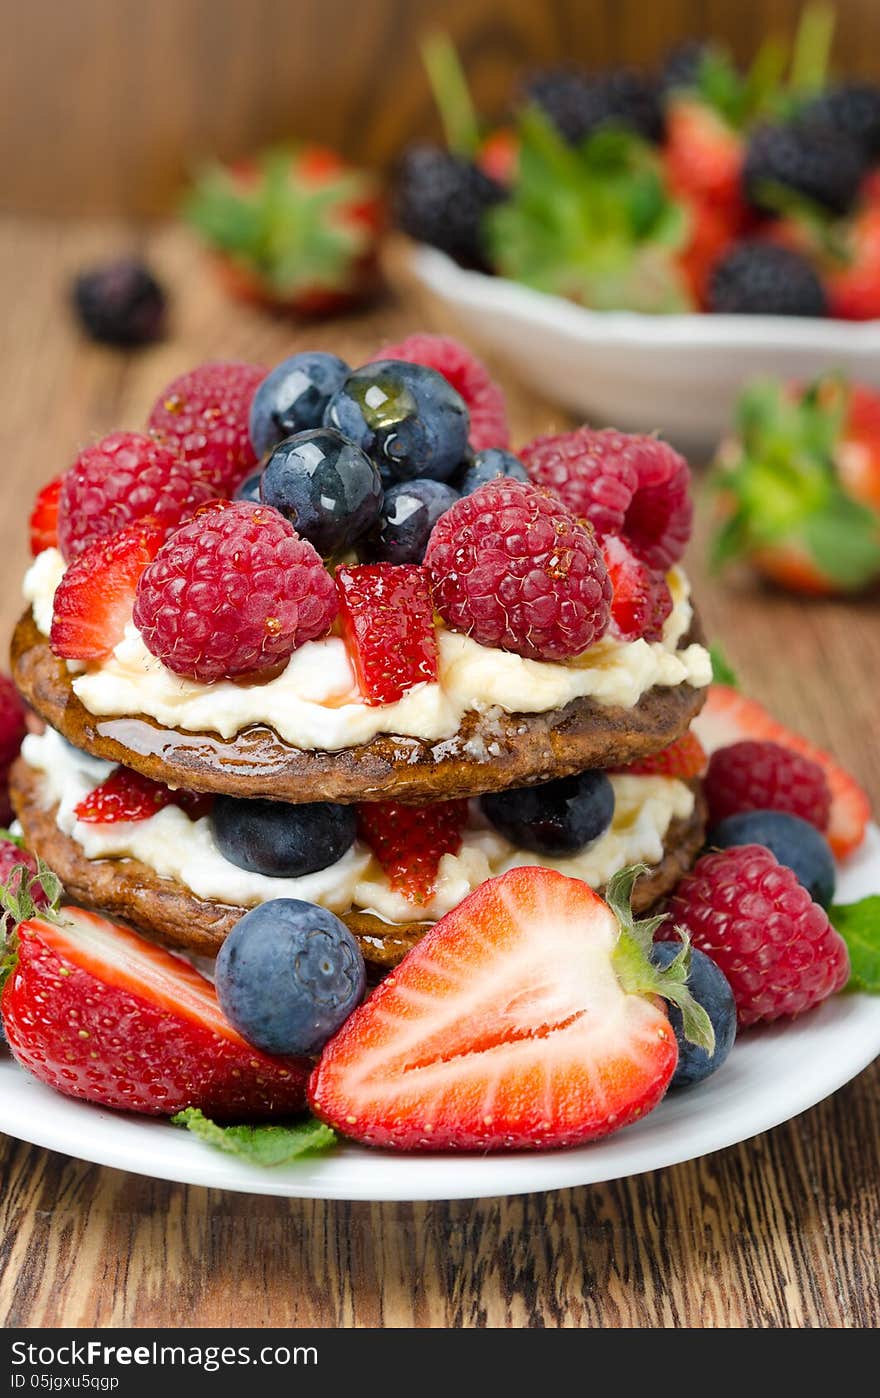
<box><xmin>0</xmin><ymin>216</ymin><xmax>878</xmax><ymax>1328</ymax></box>
<box><xmin>4</xmin><ymin>0</ymin><xmax>880</xmax><ymax>216</ymax></box>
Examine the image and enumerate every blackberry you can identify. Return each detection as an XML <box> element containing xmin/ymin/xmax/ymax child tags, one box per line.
<box><xmin>393</xmin><ymin>146</ymin><xmax>506</xmax><ymax>269</ymax></box>
<box><xmin>525</xmin><ymin>67</ymin><xmax>664</xmax><ymax>145</ymax></box>
<box><xmin>799</xmin><ymin>82</ymin><xmax>880</xmax><ymax>159</ymax></box>
<box><xmin>72</xmin><ymin>258</ymin><xmax>167</xmax><ymax>348</ymax></box>
<box><xmin>659</xmin><ymin>39</ymin><xmax>713</xmax><ymax>94</ymax></box>
<box><xmin>742</xmin><ymin>122</ymin><xmax>866</xmax><ymax>216</ymax></box>
<box><xmin>707</xmin><ymin>241</ymin><xmax>828</xmax><ymax>317</ymax></box>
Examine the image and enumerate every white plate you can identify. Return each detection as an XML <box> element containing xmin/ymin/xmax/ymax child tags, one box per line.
<box><xmin>0</xmin><ymin>825</ymin><xmax>878</xmax><ymax>1201</ymax></box>
<box><xmin>411</xmin><ymin>245</ymin><xmax>880</xmax><ymax>453</ymax></box>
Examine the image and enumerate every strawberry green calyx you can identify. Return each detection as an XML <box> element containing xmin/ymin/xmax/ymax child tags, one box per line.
<box><xmin>606</xmin><ymin>865</ymin><xmax>715</xmax><ymax>1054</ymax></box>
<box><xmin>487</xmin><ymin>111</ymin><xmax>693</xmax><ymax>313</ymax></box>
<box><xmin>0</xmin><ymin>855</ymin><xmax>63</xmax><ymax>993</ymax></box>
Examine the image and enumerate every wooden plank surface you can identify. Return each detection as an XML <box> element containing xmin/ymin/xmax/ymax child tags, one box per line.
<box><xmin>0</xmin><ymin>216</ymin><xmax>878</xmax><ymax>1328</ymax></box>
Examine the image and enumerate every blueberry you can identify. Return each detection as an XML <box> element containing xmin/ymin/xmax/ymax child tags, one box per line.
<box><xmin>709</xmin><ymin>809</ymin><xmax>836</xmax><ymax>908</ymax></box>
<box><xmin>233</xmin><ymin>469</ymin><xmax>263</xmax><ymax>504</ymax></box>
<box><xmin>480</xmin><ymin>771</ymin><xmax>615</xmax><ymax>854</ymax></box>
<box><xmin>260</xmin><ymin>427</ymin><xmax>383</xmax><ymax>556</ymax></box>
<box><xmin>363</xmin><ymin>478</ymin><xmax>458</xmax><ymax>564</ymax></box>
<box><xmin>249</xmin><ymin>352</ymin><xmax>350</xmax><ymax>457</ymax></box>
<box><xmin>325</xmin><ymin>360</ymin><xmax>469</xmax><ymax>483</ymax></box>
<box><xmin>457</xmin><ymin>448</ymin><xmax>529</xmax><ymax>495</ymax></box>
<box><xmin>210</xmin><ymin>796</ymin><xmax>357</xmax><ymax>878</ymax></box>
<box><xmin>651</xmin><ymin>941</ymin><xmax>737</xmax><ymax>1089</ymax></box>
<box><xmin>216</xmin><ymin>899</ymin><xmax>365</xmax><ymax>1056</ymax></box>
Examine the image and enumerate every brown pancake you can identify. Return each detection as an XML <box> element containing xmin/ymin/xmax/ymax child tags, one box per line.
<box><xmin>11</xmin><ymin>757</ymin><xmax>706</xmax><ymax>970</ymax></box>
<box><xmin>11</xmin><ymin>610</ymin><xmax>707</xmax><ymax>804</ymax></box>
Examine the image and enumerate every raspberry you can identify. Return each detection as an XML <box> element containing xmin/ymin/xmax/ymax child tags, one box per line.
<box><xmin>371</xmin><ymin>334</ymin><xmax>509</xmax><ymax>451</ymax></box>
<box><xmin>0</xmin><ymin>675</ymin><xmax>27</xmax><ymax>827</ymax></box>
<box><xmin>147</xmin><ymin>361</ymin><xmax>266</xmax><ymax>495</ymax></box>
<box><xmin>0</xmin><ymin>839</ymin><xmax>49</xmax><ymax>909</ymax></box>
<box><xmin>660</xmin><ymin>846</ymin><xmax>850</xmax><ymax>1025</ymax></box>
<box><xmin>356</xmin><ymin>800</ymin><xmax>469</xmax><ymax>903</ymax></box>
<box><xmin>704</xmin><ymin>739</ymin><xmax>831</xmax><ymax>832</ymax></box>
<box><xmin>602</xmin><ymin>534</ymin><xmax>673</xmax><ymax>642</ymax></box>
<box><xmin>622</xmin><ymin>730</ymin><xmax>706</xmax><ymax>779</ymax></box>
<box><xmin>520</xmin><ymin>427</ymin><xmax>692</xmax><ymax>570</ymax></box>
<box><xmin>336</xmin><ymin>564</ymin><xmax>438</xmax><ymax>705</ymax></box>
<box><xmin>57</xmin><ymin>433</ymin><xmax>214</xmax><ymax>560</ymax></box>
<box><xmin>132</xmin><ymin>501</ymin><xmax>337</xmax><ymax>683</ymax></box>
<box><xmin>424</xmin><ymin>479</ymin><xmax>611</xmax><ymax>662</ymax></box>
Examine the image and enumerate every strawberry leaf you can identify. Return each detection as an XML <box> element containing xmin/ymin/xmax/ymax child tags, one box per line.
<box><xmin>172</xmin><ymin>1108</ymin><xmax>337</xmax><ymax>1166</ymax></box>
<box><xmin>710</xmin><ymin>645</ymin><xmax>739</xmax><ymax>688</ymax></box>
<box><xmin>829</xmin><ymin>897</ymin><xmax>880</xmax><ymax>992</ymax></box>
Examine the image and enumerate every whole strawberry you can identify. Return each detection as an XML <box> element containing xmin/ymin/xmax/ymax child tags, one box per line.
<box><xmin>147</xmin><ymin>361</ymin><xmax>266</xmax><ymax>495</ymax></box>
<box><xmin>661</xmin><ymin>845</ymin><xmax>850</xmax><ymax>1025</ymax></box>
<box><xmin>424</xmin><ymin>479</ymin><xmax>612</xmax><ymax>662</ymax></box>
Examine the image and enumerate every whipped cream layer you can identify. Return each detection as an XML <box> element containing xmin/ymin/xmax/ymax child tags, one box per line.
<box><xmin>24</xmin><ymin>549</ymin><xmax>711</xmax><ymax>751</ymax></box>
<box><xmin>23</xmin><ymin>728</ymin><xmax>695</xmax><ymax>926</ymax></box>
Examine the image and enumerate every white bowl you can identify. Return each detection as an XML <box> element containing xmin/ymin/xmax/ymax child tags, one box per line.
<box><xmin>411</xmin><ymin>245</ymin><xmax>880</xmax><ymax>453</ymax></box>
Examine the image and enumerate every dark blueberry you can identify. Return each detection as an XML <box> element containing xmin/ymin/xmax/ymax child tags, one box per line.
<box><xmin>363</xmin><ymin>478</ymin><xmax>458</xmax><ymax>565</ymax></box>
<box><xmin>394</xmin><ymin>145</ymin><xmax>506</xmax><ymax>270</ymax></box>
<box><xmin>480</xmin><ymin>771</ymin><xmax>615</xmax><ymax>855</ymax></box>
<box><xmin>249</xmin><ymin>352</ymin><xmax>350</xmax><ymax>458</ymax></box>
<box><xmin>260</xmin><ymin>427</ymin><xmax>383</xmax><ymax>556</ymax></box>
<box><xmin>215</xmin><ymin>899</ymin><xmax>365</xmax><ymax>1056</ymax></box>
<box><xmin>325</xmin><ymin>360</ymin><xmax>469</xmax><ymax>483</ymax></box>
<box><xmin>72</xmin><ymin>258</ymin><xmax>167</xmax><ymax>348</ymax></box>
<box><xmin>525</xmin><ymin>67</ymin><xmax>664</xmax><ymax>145</ymax></box>
<box><xmin>799</xmin><ymin>82</ymin><xmax>880</xmax><ymax>159</ymax></box>
<box><xmin>651</xmin><ymin>941</ymin><xmax>737</xmax><ymax>1089</ymax></box>
<box><xmin>742</xmin><ymin>121</ymin><xmax>866</xmax><ymax>216</ymax></box>
<box><xmin>707</xmin><ymin>242</ymin><xmax>828</xmax><ymax>317</ymax></box>
<box><xmin>457</xmin><ymin>448</ymin><xmax>529</xmax><ymax>496</ymax></box>
<box><xmin>233</xmin><ymin>469</ymin><xmax>263</xmax><ymax>504</ymax></box>
<box><xmin>210</xmin><ymin>796</ymin><xmax>357</xmax><ymax>879</ymax></box>
<box><xmin>709</xmin><ymin>809</ymin><xmax>836</xmax><ymax>908</ymax></box>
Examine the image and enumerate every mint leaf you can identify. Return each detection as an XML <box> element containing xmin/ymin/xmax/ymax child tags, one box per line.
<box><xmin>709</xmin><ymin>645</ymin><xmax>739</xmax><ymax>688</ymax></box>
<box><xmin>829</xmin><ymin>897</ymin><xmax>880</xmax><ymax>992</ymax></box>
<box><xmin>172</xmin><ymin>1108</ymin><xmax>337</xmax><ymax>1166</ymax></box>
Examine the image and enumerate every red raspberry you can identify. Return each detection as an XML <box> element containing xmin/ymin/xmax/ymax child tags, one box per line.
<box><xmin>0</xmin><ymin>839</ymin><xmax>50</xmax><ymax>909</ymax></box>
<box><xmin>57</xmin><ymin>432</ymin><xmax>214</xmax><ymax>560</ymax></box>
<box><xmin>621</xmin><ymin>730</ymin><xmax>707</xmax><ymax>780</ymax></box>
<box><xmin>336</xmin><ymin>564</ymin><xmax>438</xmax><ymax>705</ymax></box>
<box><xmin>602</xmin><ymin>534</ymin><xmax>673</xmax><ymax>642</ymax></box>
<box><xmin>147</xmin><ymin>361</ymin><xmax>266</xmax><ymax>495</ymax></box>
<box><xmin>371</xmin><ymin>334</ymin><xmax>509</xmax><ymax>451</ymax></box>
<box><xmin>424</xmin><ymin>480</ymin><xmax>611</xmax><ymax>662</ymax></box>
<box><xmin>660</xmin><ymin>846</ymin><xmax>850</xmax><ymax>1025</ymax></box>
<box><xmin>0</xmin><ymin>675</ymin><xmax>27</xmax><ymax>827</ymax></box>
<box><xmin>520</xmin><ymin>427</ymin><xmax>692</xmax><ymax>570</ymax></box>
<box><xmin>356</xmin><ymin>800</ymin><xmax>469</xmax><ymax>904</ymax></box>
<box><xmin>132</xmin><ymin>501</ymin><xmax>337</xmax><ymax>683</ymax></box>
<box><xmin>705</xmin><ymin>739</ymin><xmax>831</xmax><ymax>831</ymax></box>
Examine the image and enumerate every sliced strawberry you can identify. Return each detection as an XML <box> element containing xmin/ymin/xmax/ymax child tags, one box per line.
<box><xmin>693</xmin><ymin>685</ymin><xmax>870</xmax><ymax>858</ymax></box>
<box><xmin>602</xmin><ymin>534</ymin><xmax>673</xmax><ymax>642</ymax></box>
<box><xmin>74</xmin><ymin>767</ymin><xmax>212</xmax><ymax>824</ymax></box>
<box><xmin>336</xmin><ymin>563</ymin><xmax>438</xmax><ymax>705</ymax></box>
<box><xmin>1</xmin><ymin>908</ymin><xmax>309</xmax><ymax>1118</ymax></box>
<box><xmin>29</xmin><ymin>476</ymin><xmax>63</xmax><ymax>556</ymax></box>
<box><xmin>309</xmin><ymin>867</ymin><xmax>712</xmax><ymax>1152</ymax></box>
<box><xmin>49</xmin><ymin>520</ymin><xmax>165</xmax><ymax>661</ymax></box>
<box><xmin>621</xmin><ymin>730</ymin><xmax>707</xmax><ymax>780</ymax></box>
<box><xmin>357</xmin><ymin>799</ymin><xmax>469</xmax><ymax>904</ymax></box>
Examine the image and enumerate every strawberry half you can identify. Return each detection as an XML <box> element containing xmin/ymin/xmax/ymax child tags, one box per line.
<box><xmin>602</xmin><ymin>534</ymin><xmax>673</xmax><ymax>642</ymax></box>
<box><xmin>356</xmin><ymin>799</ymin><xmax>469</xmax><ymax>904</ymax></box>
<box><xmin>336</xmin><ymin>563</ymin><xmax>438</xmax><ymax>705</ymax></box>
<box><xmin>29</xmin><ymin>476</ymin><xmax>63</xmax><ymax>556</ymax></box>
<box><xmin>1</xmin><ymin>906</ymin><xmax>309</xmax><ymax>1119</ymax></box>
<box><xmin>50</xmin><ymin>520</ymin><xmax>165</xmax><ymax>661</ymax></box>
<box><xmin>74</xmin><ymin>766</ymin><xmax>212</xmax><ymax>824</ymax></box>
<box><xmin>693</xmin><ymin>684</ymin><xmax>870</xmax><ymax>859</ymax></box>
<box><xmin>309</xmin><ymin>866</ymin><xmax>712</xmax><ymax>1151</ymax></box>
<box><xmin>620</xmin><ymin>730</ymin><xmax>707</xmax><ymax>780</ymax></box>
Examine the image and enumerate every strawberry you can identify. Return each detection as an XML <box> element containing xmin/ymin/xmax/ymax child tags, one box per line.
<box><xmin>50</xmin><ymin>519</ymin><xmax>165</xmax><ymax>661</ymax></box>
<box><xmin>837</xmin><ymin>382</ymin><xmax>880</xmax><ymax>512</ymax></box>
<box><xmin>29</xmin><ymin>476</ymin><xmax>63</xmax><ymax>556</ymax></box>
<box><xmin>693</xmin><ymin>684</ymin><xmax>870</xmax><ymax>858</ymax></box>
<box><xmin>620</xmin><ymin>730</ymin><xmax>707</xmax><ymax>780</ymax></box>
<box><xmin>336</xmin><ymin>564</ymin><xmax>438</xmax><ymax>705</ymax></box>
<box><xmin>309</xmin><ymin>866</ymin><xmax>712</xmax><ymax>1151</ymax></box>
<box><xmin>826</xmin><ymin>207</ymin><xmax>880</xmax><ymax>321</ymax></box>
<box><xmin>74</xmin><ymin>767</ymin><xmax>212</xmax><ymax>824</ymax></box>
<box><xmin>602</xmin><ymin>534</ymin><xmax>673</xmax><ymax>643</ymax></box>
<box><xmin>356</xmin><ymin>799</ymin><xmax>469</xmax><ymax>904</ymax></box>
<box><xmin>477</xmin><ymin>128</ymin><xmax>519</xmax><ymax>185</ymax></box>
<box><xmin>185</xmin><ymin>144</ymin><xmax>382</xmax><ymax>316</ymax></box>
<box><xmin>664</xmin><ymin>98</ymin><xmax>746</xmax><ymax>225</ymax></box>
<box><xmin>676</xmin><ymin>194</ymin><xmax>737</xmax><ymax>307</ymax></box>
<box><xmin>1</xmin><ymin>899</ymin><xmax>310</xmax><ymax>1119</ymax></box>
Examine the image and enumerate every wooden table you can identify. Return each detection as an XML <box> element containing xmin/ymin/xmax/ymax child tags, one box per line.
<box><xmin>0</xmin><ymin>217</ymin><xmax>878</xmax><ymax>1329</ymax></box>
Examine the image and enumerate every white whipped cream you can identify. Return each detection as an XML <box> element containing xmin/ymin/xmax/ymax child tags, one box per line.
<box><xmin>22</xmin><ymin>727</ymin><xmax>695</xmax><ymax>926</ymax></box>
<box><xmin>24</xmin><ymin>550</ymin><xmax>710</xmax><ymax>751</ymax></box>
